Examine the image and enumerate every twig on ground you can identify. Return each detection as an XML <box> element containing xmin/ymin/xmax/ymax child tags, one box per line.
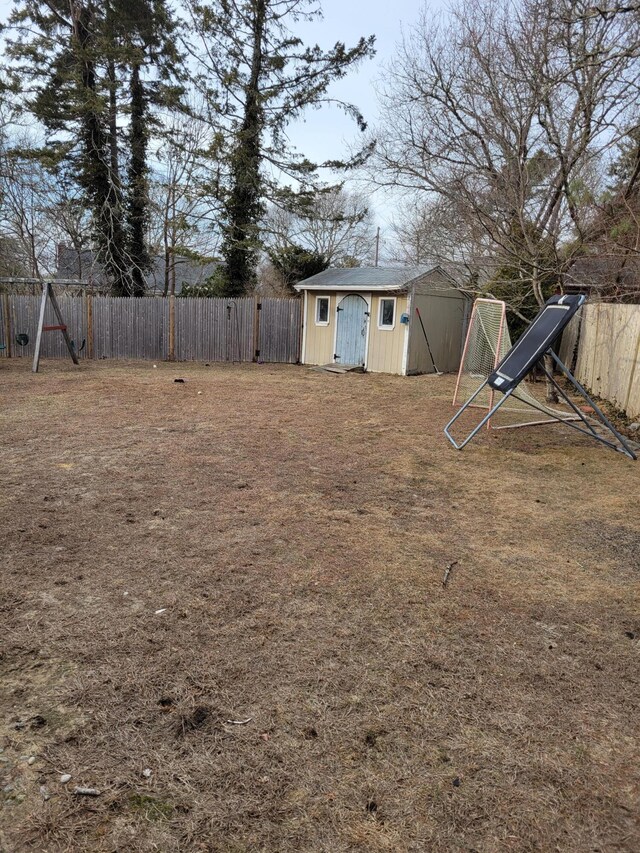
<box><xmin>225</xmin><ymin>717</ymin><xmax>253</xmax><ymax>725</ymax></box>
<box><xmin>443</xmin><ymin>561</ymin><xmax>459</xmax><ymax>588</ymax></box>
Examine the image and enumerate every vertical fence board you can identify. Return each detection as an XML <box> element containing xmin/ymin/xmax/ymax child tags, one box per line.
<box><xmin>627</xmin><ymin>331</ymin><xmax>640</xmax><ymax>418</ymax></box>
<box><xmin>558</xmin><ymin>311</ymin><xmax>581</xmax><ymax>369</ymax></box>
<box><xmin>3</xmin><ymin>294</ymin><xmax>302</xmax><ymax>367</ymax></box>
<box><xmin>575</xmin><ymin>302</ymin><xmax>640</xmax><ymax>419</ymax></box>
<box><xmin>92</xmin><ymin>297</ymin><xmax>168</xmax><ymax>360</ymax></box>
<box><xmin>600</xmin><ymin>305</ymin><xmax>638</xmax><ymax>411</ymax></box>
<box><xmin>9</xmin><ymin>295</ymin><xmax>87</xmax><ymax>360</ymax></box>
<box><xmin>258</xmin><ymin>297</ymin><xmax>301</xmax><ymax>363</ymax></box>
<box><xmin>0</xmin><ymin>294</ymin><xmax>7</xmax><ymax>357</ymax></box>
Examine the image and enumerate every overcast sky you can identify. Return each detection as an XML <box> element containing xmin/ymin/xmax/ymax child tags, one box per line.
<box><xmin>286</xmin><ymin>1</ymin><xmax>432</xmax><ymax>167</ymax></box>
<box><xmin>0</xmin><ymin>0</ymin><xmax>446</xmax><ymax>233</ymax></box>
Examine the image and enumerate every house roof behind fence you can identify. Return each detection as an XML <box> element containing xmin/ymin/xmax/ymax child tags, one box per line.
<box><xmin>293</xmin><ymin>266</ymin><xmax>445</xmax><ymax>291</ymax></box>
<box><xmin>55</xmin><ymin>246</ymin><xmax>219</xmax><ymax>295</ymax></box>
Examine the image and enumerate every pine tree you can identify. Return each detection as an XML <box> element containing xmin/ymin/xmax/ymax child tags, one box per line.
<box><xmin>187</xmin><ymin>0</ymin><xmax>375</xmax><ymax>295</ymax></box>
<box><xmin>127</xmin><ymin>61</ymin><xmax>150</xmax><ymax>295</ymax></box>
<box><xmin>5</xmin><ymin>0</ymin><xmax>180</xmax><ymax>295</ymax></box>
<box><xmin>105</xmin><ymin>0</ymin><xmax>182</xmax><ymax>294</ymax></box>
<box><xmin>6</xmin><ymin>2</ymin><xmax>127</xmax><ymax>291</ymax></box>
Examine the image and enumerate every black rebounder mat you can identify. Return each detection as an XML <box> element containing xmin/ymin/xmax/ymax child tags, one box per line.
<box><xmin>488</xmin><ymin>295</ymin><xmax>584</xmax><ymax>394</ymax></box>
<box><xmin>444</xmin><ymin>293</ymin><xmax>637</xmax><ymax>459</ymax></box>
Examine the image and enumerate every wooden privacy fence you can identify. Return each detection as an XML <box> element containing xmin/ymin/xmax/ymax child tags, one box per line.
<box><xmin>575</xmin><ymin>302</ymin><xmax>640</xmax><ymax>419</ymax></box>
<box><xmin>0</xmin><ymin>294</ymin><xmax>302</xmax><ymax>365</ymax></box>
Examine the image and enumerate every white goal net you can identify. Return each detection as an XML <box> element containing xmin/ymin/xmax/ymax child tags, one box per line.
<box><xmin>453</xmin><ymin>298</ymin><xmax>577</xmax><ymax>429</ymax></box>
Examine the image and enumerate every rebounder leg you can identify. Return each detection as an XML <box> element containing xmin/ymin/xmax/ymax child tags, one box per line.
<box><xmin>544</xmin><ymin>354</ymin><xmax>636</xmax><ymax>459</ymax></box>
<box><xmin>444</xmin><ymin>383</ymin><xmax>517</xmax><ymax>449</ymax></box>
<box><xmin>444</xmin><ymin>349</ymin><xmax>637</xmax><ymax>459</ymax></box>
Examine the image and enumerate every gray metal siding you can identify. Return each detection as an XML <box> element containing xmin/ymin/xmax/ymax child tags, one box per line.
<box><xmin>407</xmin><ymin>291</ymin><xmax>467</xmax><ymax>374</ymax></box>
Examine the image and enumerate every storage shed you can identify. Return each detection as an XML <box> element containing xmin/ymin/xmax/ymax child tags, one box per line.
<box><xmin>294</xmin><ymin>266</ymin><xmax>468</xmax><ymax>375</ymax></box>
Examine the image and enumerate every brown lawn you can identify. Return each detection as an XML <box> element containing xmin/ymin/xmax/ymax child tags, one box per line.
<box><xmin>1</xmin><ymin>359</ymin><xmax>639</xmax><ymax>852</ymax></box>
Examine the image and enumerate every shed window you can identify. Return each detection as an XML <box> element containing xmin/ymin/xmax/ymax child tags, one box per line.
<box><xmin>315</xmin><ymin>296</ymin><xmax>330</xmax><ymax>325</ymax></box>
<box><xmin>378</xmin><ymin>297</ymin><xmax>396</xmax><ymax>329</ymax></box>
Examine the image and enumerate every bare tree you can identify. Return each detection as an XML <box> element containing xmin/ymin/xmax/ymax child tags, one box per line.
<box><xmin>263</xmin><ymin>186</ymin><xmax>376</xmax><ymax>266</ymax></box>
<box><xmin>373</xmin><ymin>0</ymin><xmax>640</xmax><ymax>293</ymax></box>
<box><xmin>148</xmin><ymin>107</ymin><xmax>223</xmax><ymax>295</ymax></box>
<box><xmin>390</xmin><ymin>196</ymin><xmax>486</xmax><ymax>275</ymax></box>
<box><xmin>371</xmin><ymin>0</ymin><xmax>640</xmax><ymax>395</ymax></box>
<box><xmin>0</xmin><ymin>125</ymin><xmax>91</xmax><ymax>279</ymax></box>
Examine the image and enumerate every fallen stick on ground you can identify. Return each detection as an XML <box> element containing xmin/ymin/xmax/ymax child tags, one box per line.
<box><xmin>443</xmin><ymin>561</ymin><xmax>459</xmax><ymax>588</ymax></box>
<box><xmin>226</xmin><ymin>717</ymin><xmax>253</xmax><ymax>725</ymax></box>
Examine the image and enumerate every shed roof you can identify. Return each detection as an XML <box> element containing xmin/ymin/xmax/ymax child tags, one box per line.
<box><xmin>294</xmin><ymin>266</ymin><xmax>441</xmax><ymax>291</ymax></box>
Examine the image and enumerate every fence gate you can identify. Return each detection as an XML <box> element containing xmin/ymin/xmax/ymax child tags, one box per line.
<box><xmin>258</xmin><ymin>298</ymin><xmax>301</xmax><ymax>364</ymax></box>
<box><xmin>175</xmin><ymin>297</ymin><xmax>256</xmax><ymax>362</ymax></box>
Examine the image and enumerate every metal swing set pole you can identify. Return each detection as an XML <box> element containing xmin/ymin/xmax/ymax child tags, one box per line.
<box><xmin>32</xmin><ymin>281</ymin><xmax>80</xmax><ymax>373</ymax></box>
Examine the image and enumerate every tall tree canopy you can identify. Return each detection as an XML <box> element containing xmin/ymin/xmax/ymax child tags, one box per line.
<box><xmin>5</xmin><ymin>0</ymin><xmax>181</xmax><ymax>294</ymax></box>
<box><xmin>264</xmin><ymin>186</ymin><xmax>375</xmax><ymax>267</ymax></box>
<box><xmin>185</xmin><ymin>0</ymin><xmax>375</xmax><ymax>295</ymax></box>
<box><xmin>374</xmin><ymin>0</ymin><xmax>640</xmax><ymax>307</ymax></box>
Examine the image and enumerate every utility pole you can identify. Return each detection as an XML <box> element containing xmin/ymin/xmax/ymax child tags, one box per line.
<box><xmin>374</xmin><ymin>227</ymin><xmax>380</xmax><ymax>267</ymax></box>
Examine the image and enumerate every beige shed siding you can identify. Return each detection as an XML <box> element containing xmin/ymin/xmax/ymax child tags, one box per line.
<box><xmin>366</xmin><ymin>294</ymin><xmax>409</xmax><ymax>374</ymax></box>
<box><xmin>302</xmin><ymin>292</ymin><xmax>335</xmax><ymax>365</ymax></box>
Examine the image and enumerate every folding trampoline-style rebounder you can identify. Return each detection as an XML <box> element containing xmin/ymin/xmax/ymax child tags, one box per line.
<box><xmin>445</xmin><ymin>294</ymin><xmax>637</xmax><ymax>460</ymax></box>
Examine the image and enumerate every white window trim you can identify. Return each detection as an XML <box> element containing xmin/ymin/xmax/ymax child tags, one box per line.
<box><xmin>378</xmin><ymin>296</ymin><xmax>397</xmax><ymax>330</ymax></box>
<box><xmin>315</xmin><ymin>295</ymin><xmax>330</xmax><ymax>326</ymax></box>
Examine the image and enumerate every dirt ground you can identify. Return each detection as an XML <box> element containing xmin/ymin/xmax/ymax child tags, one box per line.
<box><xmin>1</xmin><ymin>359</ymin><xmax>639</xmax><ymax>853</ymax></box>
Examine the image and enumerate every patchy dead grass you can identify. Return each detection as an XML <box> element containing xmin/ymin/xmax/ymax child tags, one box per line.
<box><xmin>1</xmin><ymin>359</ymin><xmax>639</xmax><ymax>852</ymax></box>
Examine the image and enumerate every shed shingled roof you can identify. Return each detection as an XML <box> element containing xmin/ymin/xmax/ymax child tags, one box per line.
<box><xmin>294</xmin><ymin>266</ymin><xmax>440</xmax><ymax>291</ymax></box>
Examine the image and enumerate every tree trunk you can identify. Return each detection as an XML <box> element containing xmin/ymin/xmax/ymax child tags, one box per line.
<box><xmin>107</xmin><ymin>59</ymin><xmax>120</xmax><ymax>189</ymax></box>
<box><xmin>221</xmin><ymin>0</ymin><xmax>267</xmax><ymax>296</ymax></box>
<box><xmin>127</xmin><ymin>61</ymin><xmax>149</xmax><ymax>297</ymax></box>
<box><xmin>71</xmin><ymin>3</ymin><xmax>130</xmax><ymax>296</ymax></box>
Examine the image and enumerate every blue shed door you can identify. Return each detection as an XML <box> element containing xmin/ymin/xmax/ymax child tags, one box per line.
<box><xmin>335</xmin><ymin>294</ymin><xmax>368</xmax><ymax>366</ymax></box>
